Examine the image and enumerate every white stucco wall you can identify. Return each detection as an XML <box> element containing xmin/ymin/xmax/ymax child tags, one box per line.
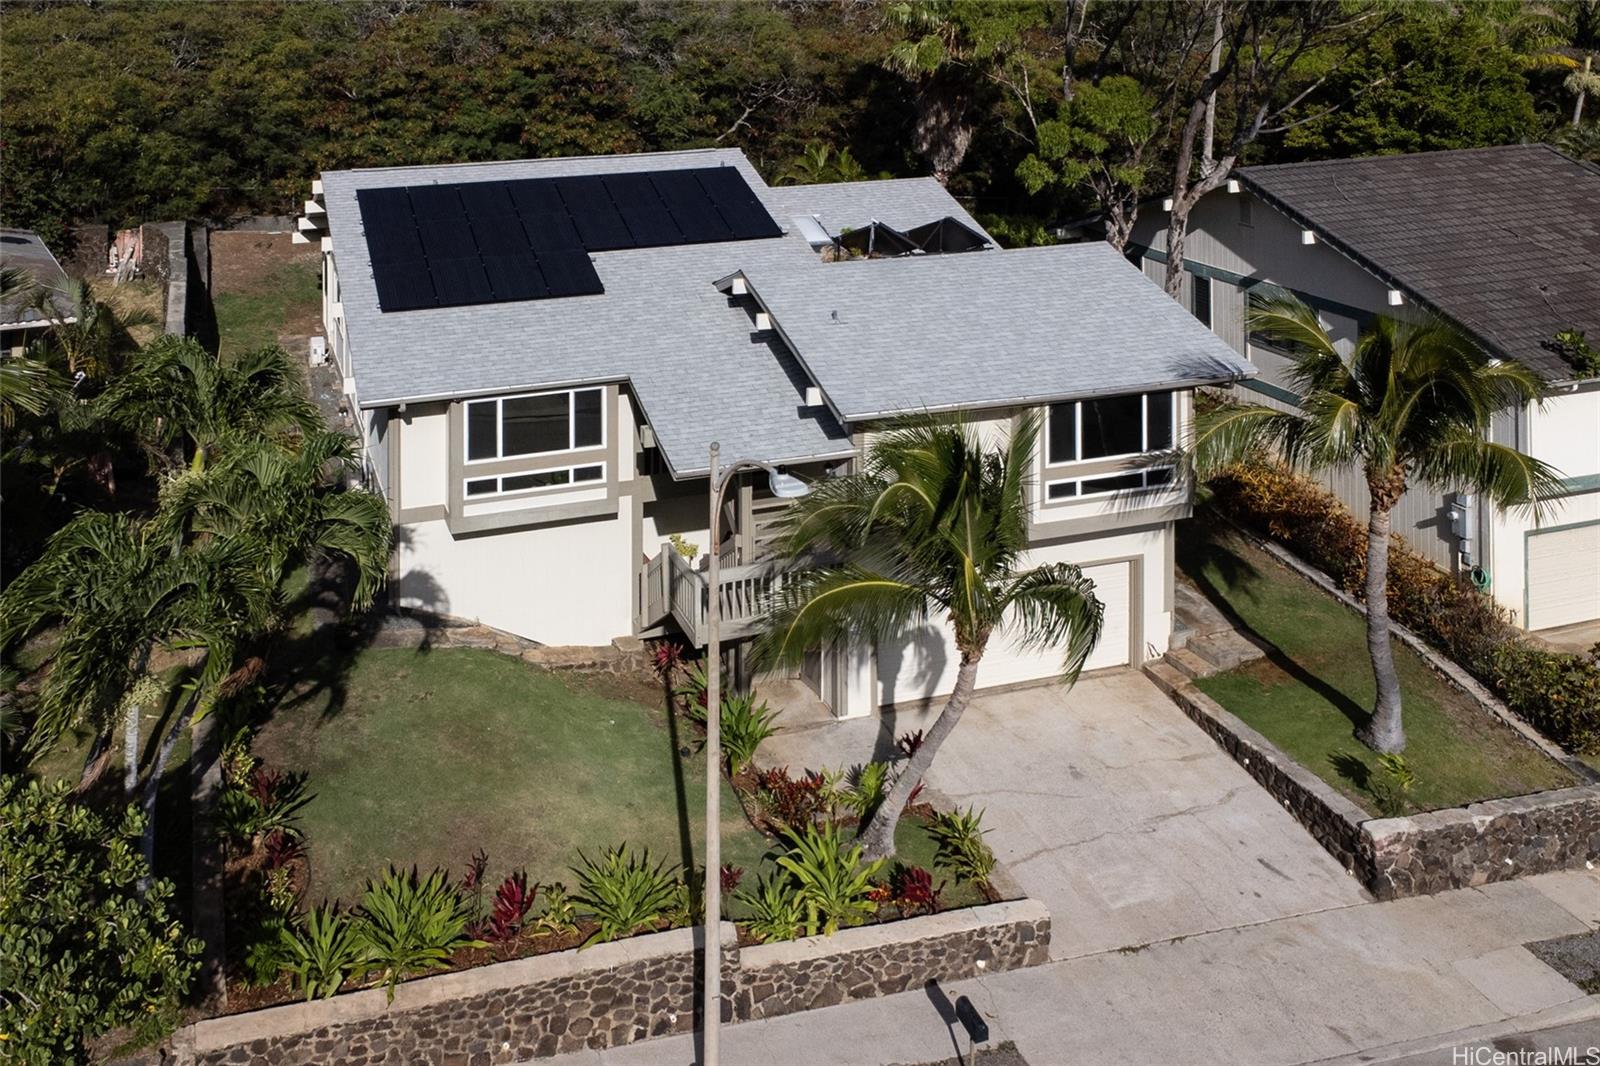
<box><xmin>1530</xmin><ymin>386</ymin><xmax>1600</xmax><ymax>480</ymax></box>
<box><xmin>398</xmin><ymin>404</ymin><xmax>449</xmax><ymax>510</ymax></box>
<box><xmin>392</xmin><ymin>503</ymin><xmax>636</xmax><ymax>646</ymax></box>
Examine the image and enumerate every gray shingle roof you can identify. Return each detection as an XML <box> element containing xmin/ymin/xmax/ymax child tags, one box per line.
<box><xmin>1239</xmin><ymin>145</ymin><xmax>1600</xmax><ymax>382</ymax></box>
<box><xmin>0</xmin><ymin>228</ymin><xmax>73</xmax><ymax>328</ymax></box>
<box><xmin>745</xmin><ymin>242</ymin><xmax>1255</xmax><ymax>420</ymax></box>
<box><xmin>321</xmin><ymin>149</ymin><xmax>1252</xmax><ymax>477</ymax></box>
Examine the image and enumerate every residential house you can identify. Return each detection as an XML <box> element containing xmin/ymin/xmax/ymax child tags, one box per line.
<box><xmin>308</xmin><ymin>148</ymin><xmax>1252</xmax><ymax>718</ymax></box>
<box><xmin>0</xmin><ymin>227</ymin><xmax>75</xmax><ymax>354</ymax></box>
<box><xmin>1127</xmin><ymin>145</ymin><xmax>1600</xmax><ymax>636</ymax></box>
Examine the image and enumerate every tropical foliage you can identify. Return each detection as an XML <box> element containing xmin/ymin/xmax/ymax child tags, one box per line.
<box><xmin>0</xmin><ymin>779</ymin><xmax>201</xmax><ymax>1064</ymax></box>
<box><xmin>759</xmin><ymin>416</ymin><xmax>1102</xmax><ymax>859</ymax></box>
<box><xmin>774</xmin><ymin>822</ymin><xmax>885</xmax><ymax>936</ymax></box>
<box><xmin>926</xmin><ymin>806</ymin><xmax>997</xmax><ymax>888</ymax></box>
<box><xmin>572</xmin><ymin>846</ymin><xmax>684</xmax><ymax>946</ymax></box>
<box><xmin>1193</xmin><ymin>297</ymin><xmax>1561</xmax><ymax>752</ymax></box>
<box><xmin>356</xmin><ymin>866</ymin><xmax>486</xmax><ymax>1001</ymax></box>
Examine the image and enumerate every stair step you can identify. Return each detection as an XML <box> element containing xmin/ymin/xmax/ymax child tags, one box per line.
<box><xmin>1188</xmin><ymin>631</ymin><xmax>1265</xmax><ymax>672</ymax></box>
<box><xmin>1166</xmin><ymin>647</ymin><xmax>1215</xmax><ymax>680</ymax></box>
<box><xmin>1143</xmin><ymin>660</ymin><xmax>1191</xmax><ymax>696</ymax></box>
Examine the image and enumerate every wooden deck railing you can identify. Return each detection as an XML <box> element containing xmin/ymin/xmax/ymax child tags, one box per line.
<box><xmin>638</xmin><ymin>543</ymin><xmax>784</xmax><ymax>646</ymax></box>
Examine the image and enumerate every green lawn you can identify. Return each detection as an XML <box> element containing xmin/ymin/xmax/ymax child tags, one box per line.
<box><xmin>213</xmin><ymin>259</ymin><xmax>320</xmax><ymax>356</ymax></box>
<box><xmin>253</xmin><ymin>646</ymin><xmax>979</xmax><ymax>911</ymax></box>
<box><xmin>1180</xmin><ymin>516</ymin><xmax>1576</xmax><ymax>815</ymax></box>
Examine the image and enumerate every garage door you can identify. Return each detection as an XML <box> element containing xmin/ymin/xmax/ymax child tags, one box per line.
<box><xmin>976</xmin><ymin>558</ymin><xmax>1132</xmax><ymax>687</ymax></box>
<box><xmin>1527</xmin><ymin>524</ymin><xmax>1600</xmax><ymax>631</ymax></box>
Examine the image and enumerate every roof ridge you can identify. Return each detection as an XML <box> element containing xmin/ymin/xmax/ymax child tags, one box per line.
<box><xmin>323</xmin><ymin>147</ymin><xmax>743</xmax><ymax>178</ymax></box>
<box><xmin>1239</xmin><ymin>142</ymin><xmax>1559</xmax><ymax>174</ymax></box>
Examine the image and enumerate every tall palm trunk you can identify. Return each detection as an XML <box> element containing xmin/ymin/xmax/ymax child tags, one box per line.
<box><xmin>139</xmin><ymin>691</ymin><xmax>199</xmax><ymax>892</ymax></box>
<box><xmin>859</xmin><ymin>654</ymin><xmax>981</xmax><ymax>861</ymax></box>
<box><xmin>1356</xmin><ymin>475</ymin><xmax>1406</xmax><ymax>753</ymax></box>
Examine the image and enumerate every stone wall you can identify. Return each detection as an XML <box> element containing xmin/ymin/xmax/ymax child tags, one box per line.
<box><xmin>1365</xmin><ymin>787</ymin><xmax>1600</xmax><ymax>900</ymax></box>
<box><xmin>368</xmin><ymin>610</ymin><xmax>653</xmax><ymax>675</ymax></box>
<box><xmin>734</xmin><ymin>900</ymin><xmax>1049</xmax><ymax>1021</ymax></box>
<box><xmin>1147</xmin><ymin>662</ymin><xmax>1368</xmax><ymax>876</ymax></box>
<box><xmin>1146</xmin><ymin>661</ymin><xmax>1600</xmax><ymax>900</ymax></box>
<box><xmin>170</xmin><ymin>902</ymin><xmax>1050</xmax><ymax>1065</ymax></box>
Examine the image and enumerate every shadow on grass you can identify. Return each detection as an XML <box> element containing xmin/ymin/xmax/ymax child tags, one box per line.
<box><xmin>1178</xmin><ymin>514</ymin><xmax>1373</xmax><ymax>735</ymax></box>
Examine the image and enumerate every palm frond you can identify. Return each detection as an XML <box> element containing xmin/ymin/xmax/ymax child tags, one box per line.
<box><xmin>1000</xmin><ymin>562</ymin><xmax>1103</xmax><ymax>682</ymax></box>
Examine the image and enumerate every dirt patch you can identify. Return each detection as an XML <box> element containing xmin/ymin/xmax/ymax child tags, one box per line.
<box><xmin>211</xmin><ymin>231</ymin><xmax>318</xmax><ymax>302</ymax></box>
<box><xmin>209</xmin><ymin>231</ymin><xmax>322</xmax><ymax>354</ymax></box>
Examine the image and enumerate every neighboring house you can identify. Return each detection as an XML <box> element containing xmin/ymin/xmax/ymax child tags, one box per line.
<box><xmin>308</xmin><ymin>148</ymin><xmax>1251</xmax><ymax>718</ymax></box>
<box><xmin>0</xmin><ymin>227</ymin><xmax>75</xmax><ymax>353</ymax></box>
<box><xmin>1127</xmin><ymin>145</ymin><xmax>1600</xmax><ymax>636</ymax></box>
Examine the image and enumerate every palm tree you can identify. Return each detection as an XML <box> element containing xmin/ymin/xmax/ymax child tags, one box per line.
<box><xmin>758</xmin><ymin>415</ymin><xmax>1103</xmax><ymax>860</ymax></box>
<box><xmin>97</xmin><ymin>337</ymin><xmax>322</xmax><ymax>473</ymax></box>
<box><xmin>29</xmin><ymin>277</ymin><xmax>155</xmax><ymax>384</ymax></box>
<box><xmin>778</xmin><ymin>144</ymin><xmax>871</xmax><ymax>185</ymax></box>
<box><xmin>1192</xmin><ymin>295</ymin><xmax>1562</xmax><ymax>753</ymax></box>
<box><xmin>0</xmin><ymin>266</ymin><xmax>58</xmax><ymax>428</ymax></box>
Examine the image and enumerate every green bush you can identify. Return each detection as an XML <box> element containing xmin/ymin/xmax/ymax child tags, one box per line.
<box><xmin>721</xmin><ymin>692</ymin><xmax>779</xmax><ymax>775</ymax></box>
<box><xmin>737</xmin><ymin>872</ymin><xmax>806</xmax><ymax>943</ymax></box>
<box><xmin>775</xmin><ymin>823</ymin><xmax>884</xmax><ymax>936</ymax></box>
<box><xmin>0</xmin><ymin>778</ymin><xmax>201</xmax><ymax>1064</ymax></box>
<box><xmin>1491</xmin><ymin>643</ymin><xmax>1600</xmax><ymax>754</ymax></box>
<box><xmin>926</xmin><ymin>806</ymin><xmax>997</xmax><ymax>889</ymax></box>
<box><xmin>280</xmin><ymin>904</ymin><xmax>364</xmax><ymax>1001</ymax></box>
<box><xmin>1208</xmin><ymin>460</ymin><xmax>1600</xmax><ymax>755</ymax></box>
<box><xmin>356</xmin><ymin>867</ymin><xmax>484</xmax><ymax>1001</ymax></box>
<box><xmin>572</xmin><ymin>846</ymin><xmax>683</xmax><ymax>945</ymax></box>
<box><xmin>841</xmin><ymin>760</ymin><xmax>891</xmax><ymax>821</ymax></box>
<box><xmin>536</xmin><ymin>881</ymin><xmax>579</xmax><ymax>936</ymax></box>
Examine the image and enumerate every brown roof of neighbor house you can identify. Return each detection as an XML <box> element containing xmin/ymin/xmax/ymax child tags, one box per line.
<box><xmin>1238</xmin><ymin>144</ymin><xmax>1600</xmax><ymax>382</ymax></box>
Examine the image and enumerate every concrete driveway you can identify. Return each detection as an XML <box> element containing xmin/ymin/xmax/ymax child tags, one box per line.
<box><xmin>762</xmin><ymin>670</ymin><xmax>1369</xmax><ymax>959</ymax></box>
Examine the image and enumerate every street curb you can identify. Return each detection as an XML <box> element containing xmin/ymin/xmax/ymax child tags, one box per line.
<box><xmin>1297</xmin><ymin>993</ymin><xmax>1600</xmax><ymax>1065</ymax></box>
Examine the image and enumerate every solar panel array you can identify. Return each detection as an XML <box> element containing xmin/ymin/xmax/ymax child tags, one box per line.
<box><xmin>356</xmin><ymin>166</ymin><xmax>784</xmax><ymax>313</ymax></box>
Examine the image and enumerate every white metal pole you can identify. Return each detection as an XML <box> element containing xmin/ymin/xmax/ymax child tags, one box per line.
<box><xmin>702</xmin><ymin>441</ymin><xmax>723</xmax><ymax>1066</ymax></box>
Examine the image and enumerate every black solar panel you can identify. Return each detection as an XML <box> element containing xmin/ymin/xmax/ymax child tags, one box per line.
<box><xmin>358</xmin><ymin>165</ymin><xmax>778</xmax><ymax>312</ymax></box>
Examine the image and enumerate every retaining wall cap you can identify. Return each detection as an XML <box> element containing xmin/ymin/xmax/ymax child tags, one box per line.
<box><xmin>1365</xmin><ymin>784</ymin><xmax>1600</xmax><ymax>842</ymax></box>
<box><xmin>738</xmin><ymin>899</ymin><xmax>1049</xmax><ymax>971</ymax></box>
<box><xmin>187</xmin><ymin>922</ymin><xmax>736</xmax><ymax>1052</ymax></box>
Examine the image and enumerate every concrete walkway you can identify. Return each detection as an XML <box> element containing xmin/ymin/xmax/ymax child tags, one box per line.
<box><xmin>763</xmin><ymin>672</ymin><xmax>1368</xmax><ymax>959</ymax></box>
<box><xmin>540</xmin><ymin>672</ymin><xmax>1600</xmax><ymax>1065</ymax></box>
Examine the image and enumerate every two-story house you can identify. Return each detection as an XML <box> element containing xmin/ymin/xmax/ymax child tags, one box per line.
<box><xmin>1127</xmin><ymin>145</ymin><xmax>1600</xmax><ymax>639</ymax></box>
<box><xmin>307</xmin><ymin>148</ymin><xmax>1252</xmax><ymax>718</ymax></box>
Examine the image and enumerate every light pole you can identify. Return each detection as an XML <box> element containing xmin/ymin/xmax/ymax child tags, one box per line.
<box><xmin>702</xmin><ymin>441</ymin><xmax>808</xmax><ymax>1066</ymax></box>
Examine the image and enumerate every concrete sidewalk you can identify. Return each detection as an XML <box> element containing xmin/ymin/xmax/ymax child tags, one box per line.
<box><xmin>541</xmin><ymin>869</ymin><xmax>1600</xmax><ymax>1066</ymax></box>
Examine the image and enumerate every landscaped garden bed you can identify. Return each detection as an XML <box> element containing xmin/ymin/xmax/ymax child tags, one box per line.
<box><xmin>1177</xmin><ymin>512</ymin><xmax>1578</xmax><ymax>815</ymax></box>
<box><xmin>214</xmin><ymin>635</ymin><xmax>1011</xmax><ymax>1013</ymax></box>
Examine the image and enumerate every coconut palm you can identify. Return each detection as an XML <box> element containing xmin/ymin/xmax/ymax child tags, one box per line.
<box><xmin>758</xmin><ymin>415</ymin><xmax>1103</xmax><ymax>860</ymax></box>
<box><xmin>778</xmin><ymin>144</ymin><xmax>871</xmax><ymax>185</ymax></box>
<box><xmin>0</xmin><ymin>355</ymin><xmax>58</xmax><ymax>430</ymax></box>
<box><xmin>28</xmin><ymin>277</ymin><xmax>155</xmax><ymax>384</ymax></box>
<box><xmin>97</xmin><ymin>336</ymin><xmax>321</xmax><ymax>473</ymax></box>
<box><xmin>1192</xmin><ymin>295</ymin><xmax>1562</xmax><ymax>753</ymax></box>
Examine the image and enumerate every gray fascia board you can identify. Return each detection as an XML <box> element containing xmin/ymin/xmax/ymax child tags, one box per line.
<box><xmin>838</xmin><ymin>371</ymin><xmax>1257</xmax><ymax>423</ymax></box>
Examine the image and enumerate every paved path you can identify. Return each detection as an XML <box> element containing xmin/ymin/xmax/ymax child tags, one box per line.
<box><xmin>542</xmin><ymin>673</ymin><xmax>1600</xmax><ymax>1064</ymax></box>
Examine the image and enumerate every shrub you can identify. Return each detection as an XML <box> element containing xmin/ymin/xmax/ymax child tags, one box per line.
<box><xmin>0</xmin><ymin>779</ymin><xmax>201</xmax><ymax>1064</ymax></box>
<box><xmin>572</xmin><ymin>846</ymin><xmax>683</xmax><ymax>945</ymax></box>
<box><xmin>890</xmin><ymin>864</ymin><xmax>944</xmax><ymax>915</ymax></box>
<box><xmin>721</xmin><ymin>691</ymin><xmax>779</xmax><ymax>774</ymax></box>
<box><xmin>775</xmin><ymin>823</ymin><xmax>884</xmax><ymax>936</ymax></box>
<box><xmin>280</xmin><ymin>905</ymin><xmax>363</xmax><ymax>1001</ymax></box>
<box><xmin>737</xmin><ymin>872</ymin><xmax>805</xmax><ymax>943</ymax></box>
<box><xmin>927</xmin><ymin>807</ymin><xmax>996</xmax><ymax>889</ymax></box>
<box><xmin>478</xmin><ymin>870</ymin><xmax>537</xmax><ymax>943</ymax></box>
<box><xmin>720</xmin><ymin>863</ymin><xmax>744</xmax><ymax>894</ymax></box>
<box><xmin>841</xmin><ymin>760</ymin><xmax>891</xmax><ymax>821</ymax></box>
<box><xmin>1491</xmin><ymin>643</ymin><xmax>1600</xmax><ymax>754</ymax></box>
<box><xmin>756</xmin><ymin>766</ymin><xmax>828</xmax><ymax>830</ymax></box>
<box><xmin>218</xmin><ymin>765</ymin><xmax>313</xmax><ymax>844</ymax></box>
<box><xmin>536</xmin><ymin>882</ymin><xmax>579</xmax><ymax>936</ymax></box>
<box><xmin>1208</xmin><ymin>460</ymin><xmax>1600</xmax><ymax>754</ymax></box>
<box><xmin>1369</xmin><ymin>753</ymin><xmax>1417</xmax><ymax>818</ymax></box>
<box><xmin>356</xmin><ymin>866</ymin><xmax>485</xmax><ymax>1001</ymax></box>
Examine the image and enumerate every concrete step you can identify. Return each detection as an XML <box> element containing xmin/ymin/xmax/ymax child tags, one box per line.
<box><xmin>1165</xmin><ymin>646</ymin><xmax>1215</xmax><ymax>681</ymax></box>
<box><xmin>1142</xmin><ymin>659</ymin><xmax>1191</xmax><ymax>697</ymax></box>
<box><xmin>1188</xmin><ymin>630</ymin><xmax>1265</xmax><ymax>672</ymax></box>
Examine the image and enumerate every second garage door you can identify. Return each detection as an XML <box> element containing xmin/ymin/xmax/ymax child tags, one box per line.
<box><xmin>977</xmin><ymin>558</ymin><xmax>1133</xmax><ymax>686</ymax></box>
<box><xmin>1527</xmin><ymin>524</ymin><xmax>1600</xmax><ymax>631</ymax></box>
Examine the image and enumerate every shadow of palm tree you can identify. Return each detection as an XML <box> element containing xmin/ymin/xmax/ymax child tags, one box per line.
<box><xmin>1178</xmin><ymin>513</ymin><xmax>1373</xmax><ymax>734</ymax></box>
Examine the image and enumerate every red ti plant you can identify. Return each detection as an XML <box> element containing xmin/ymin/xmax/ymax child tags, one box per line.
<box><xmin>896</xmin><ymin>730</ymin><xmax>925</xmax><ymax>759</ymax></box>
<box><xmin>720</xmin><ymin>863</ymin><xmax>744</xmax><ymax>895</ymax></box>
<box><xmin>460</xmin><ymin>848</ymin><xmax>489</xmax><ymax>892</ymax></box>
<box><xmin>480</xmin><ymin>870</ymin><xmax>538</xmax><ymax>943</ymax></box>
<box><xmin>651</xmin><ymin>639</ymin><xmax>687</xmax><ymax>680</ymax></box>
<box><xmin>249</xmin><ymin>766</ymin><xmax>285</xmax><ymax>806</ymax></box>
<box><xmin>891</xmin><ymin>864</ymin><xmax>944</xmax><ymax>916</ymax></box>
<box><xmin>262</xmin><ymin>829</ymin><xmax>305</xmax><ymax>871</ymax></box>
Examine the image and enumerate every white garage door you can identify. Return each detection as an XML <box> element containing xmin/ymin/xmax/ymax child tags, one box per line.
<box><xmin>1527</xmin><ymin>525</ymin><xmax>1600</xmax><ymax>631</ymax></box>
<box><xmin>1080</xmin><ymin>560</ymin><xmax>1133</xmax><ymax>672</ymax></box>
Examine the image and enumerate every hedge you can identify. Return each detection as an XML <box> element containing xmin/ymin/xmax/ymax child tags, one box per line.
<box><xmin>1206</xmin><ymin>461</ymin><xmax>1600</xmax><ymax>755</ymax></box>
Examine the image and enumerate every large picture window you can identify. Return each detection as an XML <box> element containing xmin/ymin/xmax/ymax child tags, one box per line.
<box><xmin>1046</xmin><ymin>391</ymin><xmax>1175</xmax><ymax>466</ymax></box>
<box><xmin>465</xmin><ymin>387</ymin><xmax>604</xmax><ymax>462</ymax></box>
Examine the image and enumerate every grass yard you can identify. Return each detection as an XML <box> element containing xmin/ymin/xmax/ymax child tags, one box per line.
<box><xmin>252</xmin><ymin>646</ymin><xmax>978</xmax><ymax>912</ymax></box>
<box><xmin>209</xmin><ymin>231</ymin><xmax>322</xmax><ymax>357</ymax></box>
<box><xmin>1179</xmin><ymin>515</ymin><xmax>1576</xmax><ymax>814</ymax></box>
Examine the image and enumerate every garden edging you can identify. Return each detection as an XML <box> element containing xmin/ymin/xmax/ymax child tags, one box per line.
<box><xmin>165</xmin><ymin>900</ymin><xmax>1050</xmax><ymax>1065</ymax></box>
<box><xmin>1145</xmin><ymin>661</ymin><xmax>1600</xmax><ymax>900</ymax></box>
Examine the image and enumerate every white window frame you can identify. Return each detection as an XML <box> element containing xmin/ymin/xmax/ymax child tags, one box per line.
<box><xmin>463</xmin><ymin>386</ymin><xmax>606</xmax><ymax>465</ymax></box>
<box><xmin>463</xmin><ymin>461</ymin><xmax>607</xmax><ymax>500</ymax></box>
<box><xmin>1045</xmin><ymin>391</ymin><xmax>1177</xmax><ymax>467</ymax></box>
<box><xmin>1045</xmin><ymin>464</ymin><xmax>1177</xmax><ymax>503</ymax></box>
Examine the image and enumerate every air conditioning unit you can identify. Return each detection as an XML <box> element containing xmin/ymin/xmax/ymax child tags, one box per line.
<box><xmin>309</xmin><ymin>336</ymin><xmax>329</xmax><ymax>367</ymax></box>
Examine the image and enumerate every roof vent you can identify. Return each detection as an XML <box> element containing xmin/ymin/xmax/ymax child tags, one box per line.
<box><xmin>754</xmin><ymin>311</ymin><xmax>772</xmax><ymax>331</ymax></box>
<box><xmin>804</xmin><ymin>386</ymin><xmax>824</xmax><ymax>407</ymax></box>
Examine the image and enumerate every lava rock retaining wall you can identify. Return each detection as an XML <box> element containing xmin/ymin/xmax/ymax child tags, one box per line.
<box><xmin>173</xmin><ymin>901</ymin><xmax>1049</xmax><ymax>1065</ymax></box>
<box><xmin>1147</xmin><ymin>662</ymin><xmax>1600</xmax><ymax>900</ymax></box>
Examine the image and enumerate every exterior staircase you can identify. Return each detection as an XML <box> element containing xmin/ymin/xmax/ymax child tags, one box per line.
<box><xmin>1163</xmin><ymin>579</ymin><xmax>1268</xmax><ymax>681</ymax></box>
